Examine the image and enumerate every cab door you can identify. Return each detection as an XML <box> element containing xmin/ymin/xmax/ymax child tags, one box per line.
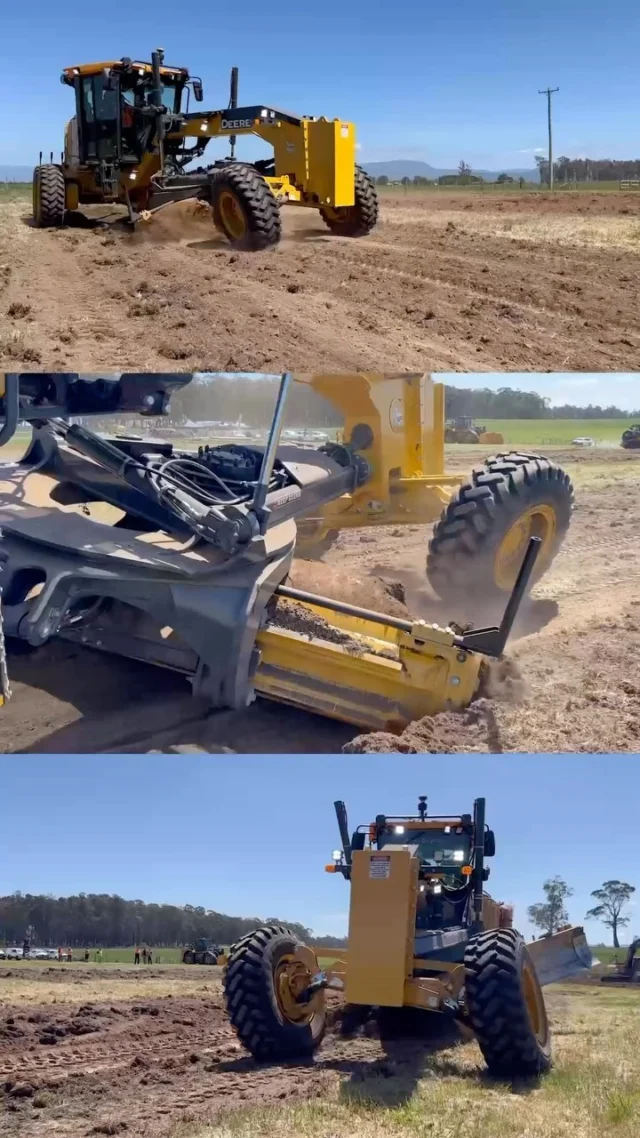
<box><xmin>74</xmin><ymin>73</ymin><xmax>121</xmax><ymax>163</ymax></box>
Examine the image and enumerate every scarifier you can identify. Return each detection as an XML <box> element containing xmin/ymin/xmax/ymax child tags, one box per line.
<box><xmin>32</xmin><ymin>48</ymin><xmax>378</xmax><ymax>250</ymax></box>
<box><xmin>0</xmin><ymin>374</ymin><xmax>573</xmax><ymax>729</ymax></box>
<box><xmin>223</xmin><ymin>795</ymin><xmax>596</xmax><ymax>1074</ymax></box>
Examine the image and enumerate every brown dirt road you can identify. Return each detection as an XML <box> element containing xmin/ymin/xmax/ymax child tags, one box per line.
<box><xmin>0</xmin><ymin>964</ymin><xmax>579</xmax><ymax>1138</ymax></box>
<box><xmin>1</xmin><ymin>445</ymin><xmax>639</xmax><ymax>755</ymax></box>
<box><xmin>2</xmin><ymin>191</ymin><xmax>640</xmax><ymax>372</ymax></box>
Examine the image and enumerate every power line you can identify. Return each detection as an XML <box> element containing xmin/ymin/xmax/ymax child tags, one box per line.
<box><xmin>538</xmin><ymin>87</ymin><xmax>559</xmax><ymax>190</ymax></box>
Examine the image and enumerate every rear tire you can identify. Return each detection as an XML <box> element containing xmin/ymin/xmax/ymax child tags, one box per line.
<box><xmin>203</xmin><ymin>951</ymin><xmax>217</xmax><ymax>965</ymax></box>
<box><xmin>211</xmin><ymin>165</ymin><xmax>281</xmax><ymax>251</ymax></box>
<box><xmin>464</xmin><ymin>928</ymin><xmax>551</xmax><ymax>1077</ymax></box>
<box><xmin>427</xmin><ymin>452</ymin><xmax>573</xmax><ymax>606</ymax></box>
<box><xmin>33</xmin><ymin>165</ymin><xmax>66</xmax><ymax>228</ymax></box>
<box><xmin>224</xmin><ymin>925</ymin><xmax>326</xmax><ymax>1060</ymax></box>
<box><xmin>320</xmin><ymin>165</ymin><xmax>378</xmax><ymax>237</ymax></box>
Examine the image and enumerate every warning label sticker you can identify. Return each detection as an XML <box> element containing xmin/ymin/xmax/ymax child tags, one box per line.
<box><xmin>369</xmin><ymin>855</ymin><xmax>391</xmax><ymax>879</ymax></box>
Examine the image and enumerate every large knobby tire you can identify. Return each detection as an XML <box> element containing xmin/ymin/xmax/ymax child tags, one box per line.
<box><xmin>182</xmin><ymin>950</ymin><xmax>194</xmax><ymax>964</ymax></box>
<box><xmin>464</xmin><ymin>928</ymin><xmax>551</xmax><ymax>1077</ymax></box>
<box><xmin>320</xmin><ymin>165</ymin><xmax>378</xmax><ymax>237</ymax></box>
<box><xmin>204</xmin><ymin>951</ymin><xmax>217</xmax><ymax>965</ymax></box>
<box><xmin>224</xmin><ymin>925</ymin><xmax>326</xmax><ymax>1061</ymax></box>
<box><xmin>210</xmin><ymin>165</ymin><xmax>281</xmax><ymax>251</ymax></box>
<box><xmin>33</xmin><ymin>165</ymin><xmax>66</xmax><ymax>228</ymax></box>
<box><xmin>427</xmin><ymin>452</ymin><xmax>574</xmax><ymax>606</ymax></box>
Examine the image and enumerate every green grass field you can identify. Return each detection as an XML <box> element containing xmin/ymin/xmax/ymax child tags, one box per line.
<box><xmin>0</xmin><ymin>182</ymin><xmax>30</xmax><ymax>202</ymax></box>
<box><xmin>478</xmin><ymin>418</ymin><xmax>629</xmax><ymax>446</ymax></box>
<box><xmin>377</xmin><ymin>180</ymin><xmax>630</xmax><ymax>194</ymax></box>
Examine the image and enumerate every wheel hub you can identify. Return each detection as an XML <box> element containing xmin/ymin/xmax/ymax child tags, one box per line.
<box><xmin>218</xmin><ymin>190</ymin><xmax>247</xmax><ymax>240</ymax></box>
<box><xmin>494</xmin><ymin>503</ymin><xmax>556</xmax><ymax>590</ymax></box>
<box><xmin>275</xmin><ymin>952</ymin><xmax>322</xmax><ymax>1024</ymax></box>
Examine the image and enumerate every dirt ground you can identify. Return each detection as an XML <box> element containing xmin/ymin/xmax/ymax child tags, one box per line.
<box><xmin>0</xmin><ymin>964</ymin><xmax>618</xmax><ymax>1138</ymax></box>
<box><xmin>1</xmin><ymin>444</ymin><xmax>638</xmax><ymax>755</ymax></box>
<box><xmin>2</xmin><ymin>190</ymin><xmax>640</xmax><ymax>372</ymax></box>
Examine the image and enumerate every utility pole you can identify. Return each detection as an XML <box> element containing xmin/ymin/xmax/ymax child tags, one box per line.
<box><xmin>538</xmin><ymin>87</ymin><xmax>559</xmax><ymax>190</ymax></box>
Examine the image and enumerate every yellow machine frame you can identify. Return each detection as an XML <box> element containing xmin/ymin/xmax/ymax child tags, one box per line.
<box><xmin>293</xmin><ymin>373</ymin><xmax>463</xmax><ymax>548</ymax></box>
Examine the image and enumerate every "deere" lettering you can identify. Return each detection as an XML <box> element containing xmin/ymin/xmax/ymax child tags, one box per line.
<box><xmin>221</xmin><ymin>118</ymin><xmax>253</xmax><ymax>129</ymax></box>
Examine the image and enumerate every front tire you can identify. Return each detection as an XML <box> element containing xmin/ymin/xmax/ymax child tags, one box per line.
<box><xmin>182</xmin><ymin>950</ymin><xmax>194</xmax><ymax>964</ymax></box>
<box><xmin>320</xmin><ymin>165</ymin><xmax>378</xmax><ymax>237</ymax></box>
<box><xmin>33</xmin><ymin>165</ymin><xmax>66</xmax><ymax>228</ymax></box>
<box><xmin>427</xmin><ymin>452</ymin><xmax>573</xmax><ymax>606</ymax></box>
<box><xmin>211</xmin><ymin>165</ymin><xmax>281</xmax><ymax>251</ymax></box>
<box><xmin>224</xmin><ymin>925</ymin><xmax>326</xmax><ymax>1061</ymax></box>
<box><xmin>464</xmin><ymin>928</ymin><xmax>551</xmax><ymax>1077</ymax></box>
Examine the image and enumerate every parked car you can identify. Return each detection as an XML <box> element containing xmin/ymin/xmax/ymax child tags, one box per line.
<box><xmin>0</xmin><ymin>948</ymin><xmax>5</xmax><ymax>959</ymax></box>
<box><xmin>571</xmin><ymin>436</ymin><xmax>595</xmax><ymax>447</ymax></box>
<box><xmin>6</xmin><ymin>947</ymin><xmax>23</xmax><ymax>959</ymax></box>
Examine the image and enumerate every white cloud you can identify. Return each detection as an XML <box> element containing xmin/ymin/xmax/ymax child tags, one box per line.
<box><xmin>517</xmin><ymin>148</ymin><xmax>545</xmax><ymax>155</ymax></box>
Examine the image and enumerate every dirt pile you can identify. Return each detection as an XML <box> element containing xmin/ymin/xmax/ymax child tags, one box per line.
<box><xmin>288</xmin><ymin>559</ymin><xmax>410</xmax><ymax>619</ymax></box>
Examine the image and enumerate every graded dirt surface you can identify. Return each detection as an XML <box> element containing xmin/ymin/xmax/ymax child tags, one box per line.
<box><xmin>1</xmin><ymin>445</ymin><xmax>639</xmax><ymax>754</ymax></box>
<box><xmin>2</xmin><ymin>190</ymin><xmax>640</xmax><ymax>371</ymax></box>
<box><xmin>1</xmin><ymin>965</ymin><xmax>638</xmax><ymax>1138</ymax></box>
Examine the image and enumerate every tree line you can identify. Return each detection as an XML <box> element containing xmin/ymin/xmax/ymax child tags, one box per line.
<box><xmin>445</xmin><ymin>386</ymin><xmax>639</xmax><ymax>421</ymax></box>
<box><xmin>528</xmin><ymin>878</ymin><xmax>635</xmax><ymax>947</ymax></box>
<box><xmin>76</xmin><ymin>378</ymin><xmax>638</xmax><ymax>432</ymax></box>
<box><xmin>122</xmin><ymin>377</ymin><xmax>640</xmax><ymax>428</ymax></box>
<box><xmin>536</xmin><ymin>155</ymin><xmax>640</xmax><ymax>184</ymax></box>
<box><xmin>0</xmin><ymin>892</ymin><xmax>347</xmax><ymax>950</ymax></box>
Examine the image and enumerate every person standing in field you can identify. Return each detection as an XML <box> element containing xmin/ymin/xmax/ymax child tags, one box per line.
<box><xmin>147</xmin><ymin>948</ymin><xmax>153</xmax><ymax>965</ymax></box>
<box><xmin>134</xmin><ymin>946</ymin><xmax>141</xmax><ymax>965</ymax></box>
<box><xmin>84</xmin><ymin>949</ymin><xmax>90</xmax><ymax>962</ymax></box>
<box><xmin>68</xmin><ymin>948</ymin><xmax>73</xmax><ymax>962</ymax></box>
<box><xmin>57</xmin><ymin>947</ymin><xmax>62</xmax><ymax>962</ymax></box>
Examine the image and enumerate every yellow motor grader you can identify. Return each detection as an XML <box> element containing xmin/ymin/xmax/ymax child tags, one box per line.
<box><xmin>0</xmin><ymin>373</ymin><xmax>573</xmax><ymax>729</ymax></box>
<box><xmin>32</xmin><ymin>48</ymin><xmax>378</xmax><ymax>250</ymax></box>
<box><xmin>223</xmin><ymin>795</ymin><xmax>595</xmax><ymax>1074</ymax></box>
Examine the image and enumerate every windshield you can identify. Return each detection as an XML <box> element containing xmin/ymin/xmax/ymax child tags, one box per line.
<box><xmin>378</xmin><ymin>825</ymin><xmax>472</xmax><ymax>867</ymax></box>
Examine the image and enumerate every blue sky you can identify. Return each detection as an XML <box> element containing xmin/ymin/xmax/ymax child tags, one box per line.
<box><xmin>441</xmin><ymin>375</ymin><xmax>640</xmax><ymax>411</ymax></box>
<box><xmin>1</xmin><ymin>756</ymin><xmax>637</xmax><ymax>945</ymax></box>
<box><xmin>3</xmin><ymin>1</ymin><xmax>639</xmax><ymax>168</ymax></box>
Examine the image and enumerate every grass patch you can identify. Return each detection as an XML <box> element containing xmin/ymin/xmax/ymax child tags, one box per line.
<box><xmin>0</xmin><ymin>962</ymin><xmax>224</xmax><ymax>1005</ymax></box>
<box><xmin>165</xmin><ymin>985</ymin><xmax>640</xmax><ymax>1138</ymax></box>
<box><xmin>478</xmin><ymin>419</ymin><xmax>631</xmax><ymax>446</ymax></box>
<box><xmin>0</xmin><ymin>181</ymin><xmax>30</xmax><ymax>203</ymax></box>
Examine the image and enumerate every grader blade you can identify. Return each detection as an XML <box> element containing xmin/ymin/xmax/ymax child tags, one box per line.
<box><xmin>526</xmin><ymin>926</ymin><xmax>597</xmax><ymax>987</ymax></box>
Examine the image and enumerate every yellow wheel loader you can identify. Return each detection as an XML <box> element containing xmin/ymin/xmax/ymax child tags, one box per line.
<box><xmin>32</xmin><ymin>49</ymin><xmax>378</xmax><ymax>250</ymax></box>
<box><xmin>0</xmin><ymin>374</ymin><xmax>572</xmax><ymax>733</ymax></box>
<box><xmin>223</xmin><ymin>796</ymin><xmax>595</xmax><ymax>1075</ymax></box>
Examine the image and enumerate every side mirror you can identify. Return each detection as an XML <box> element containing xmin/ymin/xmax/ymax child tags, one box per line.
<box><xmin>351</xmin><ymin>831</ymin><xmax>365</xmax><ymax>852</ymax></box>
<box><xmin>192</xmin><ymin>80</ymin><xmax>203</xmax><ymax>103</ymax></box>
<box><xmin>484</xmin><ymin>829</ymin><xmax>496</xmax><ymax>858</ymax></box>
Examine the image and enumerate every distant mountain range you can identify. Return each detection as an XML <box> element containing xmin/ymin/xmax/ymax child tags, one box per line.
<box><xmin>0</xmin><ymin>160</ymin><xmax>541</xmax><ymax>184</ymax></box>
<box><xmin>360</xmin><ymin>159</ymin><xmax>540</xmax><ymax>183</ymax></box>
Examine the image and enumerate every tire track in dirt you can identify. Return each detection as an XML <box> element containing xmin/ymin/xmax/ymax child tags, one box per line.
<box><xmin>2</xmin><ymin>191</ymin><xmax>640</xmax><ymax>371</ymax></box>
